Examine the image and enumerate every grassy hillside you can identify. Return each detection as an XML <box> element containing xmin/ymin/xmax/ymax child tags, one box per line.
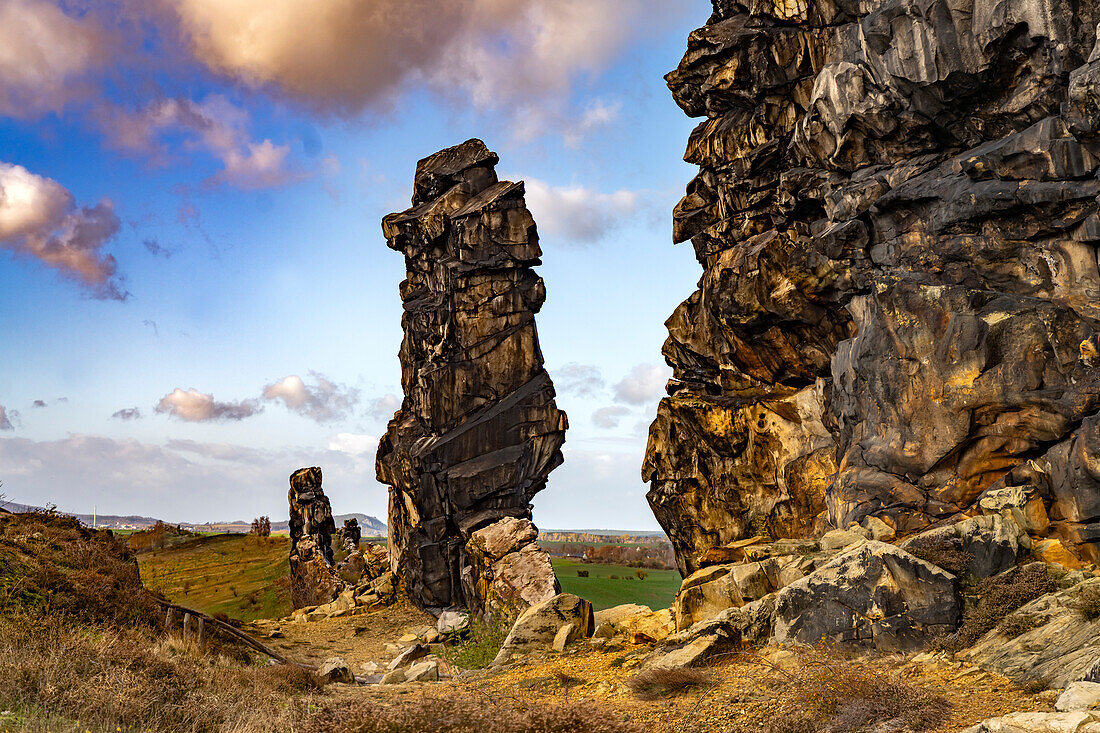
<box><xmin>138</xmin><ymin>534</ymin><xmax>291</xmax><ymax>621</ymax></box>
<box><xmin>552</xmin><ymin>559</ymin><xmax>680</xmax><ymax>611</ymax></box>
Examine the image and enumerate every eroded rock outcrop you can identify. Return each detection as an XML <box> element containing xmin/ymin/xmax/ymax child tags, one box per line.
<box><xmin>376</xmin><ymin>139</ymin><xmax>567</xmax><ymax>612</ymax></box>
<box><xmin>645</xmin><ymin>0</ymin><xmax>1100</xmax><ymax>575</ymax></box>
<box><xmin>288</xmin><ymin>467</ymin><xmax>338</xmax><ymax>608</ymax></box>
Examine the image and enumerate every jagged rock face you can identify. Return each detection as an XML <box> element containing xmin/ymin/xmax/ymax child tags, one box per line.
<box><xmin>288</xmin><ymin>466</ymin><xmax>338</xmax><ymax>608</ymax></box>
<box><xmin>376</xmin><ymin>139</ymin><xmax>568</xmax><ymax>611</ymax></box>
<box><xmin>646</xmin><ymin>0</ymin><xmax>1100</xmax><ymax>575</ymax></box>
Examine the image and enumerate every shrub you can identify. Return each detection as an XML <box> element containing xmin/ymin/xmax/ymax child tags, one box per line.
<box><xmin>307</xmin><ymin>693</ymin><xmax>644</xmax><ymax>733</ymax></box>
<box><xmin>635</xmin><ymin>569</ymin><xmax>649</xmax><ymax>581</ymax></box>
<box><xmin>905</xmin><ymin>532</ymin><xmax>972</xmax><ymax>577</ymax></box>
<box><xmin>1071</xmin><ymin>584</ymin><xmax>1100</xmax><ymax>620</ymax></box>
<box><xmin>577</xmin><ymin>569</ymin><xmax>589</xmax><ymax>578</ymax></box>
<box><xmin>0</xmin><ymin>511</ymin><xmax>156</xmax><ymax>627</ymax></box>
<box><xmin>626</xmin><ymin>667</ymin><xmax>712</xmax><ymax>700</ymax></box>
<box><xmin>609</xmin><ymin>574</ymin><xmax>619</xmax><ymax>579</ymax></box>
<box><xmin>998</xmin><ymin>611</ymin><xmax>1045</xmax><ymax>639</ymax></box>
<box><xmin>762</xmin><ymin>648</ymin><xmax>951</xmax><ymax>733</ymax></box>
<box><xmin>937</xmin><ymin>563</ymin><xmax>1058</xmax><ymax>651</ymax></box>
<box><xmin>441</xmin><ymin>616</ymin><xmax>508</xmax><ymax>670</ymax></box>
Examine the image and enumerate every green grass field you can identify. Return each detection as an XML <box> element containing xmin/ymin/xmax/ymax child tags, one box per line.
<box><xmin>552</xmin><ymin>558</ymin><xmax>680</xmax><ymax>611</ymax></box>
<box><xmin>137</xmin><ymin>534</ymin><xmax>291</xmax><ymax>621</ymax></box>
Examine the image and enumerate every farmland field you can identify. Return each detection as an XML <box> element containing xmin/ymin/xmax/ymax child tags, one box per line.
<box><xmin>137</xmin><ymin>534</ymin><xmax>291</xmax><ymax>621</ymax></box>
<box><xmin>552</xmin><ymin>558</ymin><xmax>680</xmax><ymax>611</ymax></box>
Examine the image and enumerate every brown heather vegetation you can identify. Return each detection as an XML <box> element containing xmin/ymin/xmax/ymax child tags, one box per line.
<box><xmin>306</xmin><ymin>694</ymin><xmax>645</xmax><ymax>733</ymax></box>
<box><xmin>0</xmin><ymin>510</ymin><xmax>325</xmax><ymax>732</ymax></box>
<box><xmin>757</xmin><ymin>649</ymin><xmax>952</xmax><ymax>733</ymax></box>
<box><xmin>626</xmin><ymin>667</ymin><xmax>713</xmax><ymax>700</ymax></box>
<box><xmin>937</xmin><ymin>563</ymin><xmax>1059</xmax><ymax>651</ymax></box>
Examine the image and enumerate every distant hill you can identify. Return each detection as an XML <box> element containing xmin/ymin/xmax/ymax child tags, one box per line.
<box><xmin>0</xmin><ymin>498</ymin><xmax>387</xmax><ymax>535</ymax></box>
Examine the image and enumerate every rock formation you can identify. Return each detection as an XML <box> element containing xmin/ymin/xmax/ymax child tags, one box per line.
<box><xmin>339</xmin><ymin>518</ymin><xmax>361</xmax><ymax>554</ymax></box>
<box><xmin>645</xmin><ymin>0</ymin><xmax>1100</xmax><ymax>576</ymax></box>
<box><xmin>288</xmin><ymin>466</ymin><xmax>338</xmax><ymax>608</ymax></box>
<box><xmin>376</xmin><ymin>139</ymin><xmax>568</xmax><ymax>612</ymax></box>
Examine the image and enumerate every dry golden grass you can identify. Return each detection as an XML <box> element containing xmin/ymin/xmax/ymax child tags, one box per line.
<box><xmin>0</xmin><ymin>613</ymin><xmax>326</xmax><ymax>732</ymax></box>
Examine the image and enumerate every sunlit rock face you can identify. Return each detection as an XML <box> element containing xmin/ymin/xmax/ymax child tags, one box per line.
<box><xmin>646</xmin><ymin>0</ymin><xmax>1100</xmax><ymax>575</ymax></box>
<box><xmin>376</xmin><ymin>139</ymin><xmax>568</xmax><ymax>611</ymax></box>
<box><xmin>288</xmin><ymin>466</ymin><xmax>339</xmax><ymax>608</ymax></box>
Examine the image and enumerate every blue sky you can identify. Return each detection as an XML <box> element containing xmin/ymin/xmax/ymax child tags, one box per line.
<box><xmin>0</xmin><ymin>0</ymin><xmax>710</xmax><ymax>530</ymax></box>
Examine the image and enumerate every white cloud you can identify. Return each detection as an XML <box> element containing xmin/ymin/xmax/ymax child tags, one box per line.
<box><xmin>0</xmin><ymin>434</ymin><xmax>389</xmax><ymax>522</ymax></box>
<box><xmin>562</xmin><ymin>99</ymin><xmax>621</xmax><ymax>149</ymax></box>
<box><xmin>552</xmin><ymin>363</ymin><xmax>605</xmax><ymax>399</ymax></box>
<box><xmin>522</xmin><ymin>178</ymin><xmax>641</xmax><ymax>244</ymax></box>
<box><xmin>613</xmin><ymin>363</ymin><xmax>672</xmax><ymax>406</ymax></box>
<box><xmin>0</xmin><ymin>0</ymin><xmax>107</xmax><ymax>118</ymax></box>
<box><xmin>366</xmin><ymin>393</ymin><xmax>401</xmax><ymax>422</ymax></box>
<box><xmin>327</xmin><ymin>433</ymin><xmax>378</xmax><ymax>456</ymax></box>
<box><xmin>592</xmin><ymin>406</ymin><xmax>631</xmax><ymax>429</ymax></box>
<box><xmin>262</xmin><ymin>372</ymin><xmax>358</xmax><ymax>423</ymax></box>
<box><xmin>0</xmin><ymin>162</ymin><xmax>124</xmax><ymax>299</ymax></box>
<box><xmin>155</xmin><ymin>387</ymin><xmax>262</xmax><ymax>422</ymax></box>
<box><xmin>98</xmin><ymin>95</ymin><xmax>301</xmax><ymax>190</ymax></box>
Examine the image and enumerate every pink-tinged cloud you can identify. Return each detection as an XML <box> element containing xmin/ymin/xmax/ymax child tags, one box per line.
<box><xmin>0</xmin><ymin>0</ymin><xmax>108</xmax><ymax>118</ymax></box>
<box><xmin>98</xmin><ymin>95</ymin><xmax>301</xmax><ymax>190</ymax></box>
<box><xmin>0</xmin><ymin>162</ymin><xmax>125</xmax><ymax>300</ymax></box>
<box><xmin>155</xmin><ymin>388</ymin><xmax>261</xmax><ymax>422</ymax></box>
<box><xmin>164</xmin><ymin>0</ymin><xmax>683</xmax><ymax>137</ymax></box>
<box><xmin>262</xmin><ymin>372</ymin><xmax>359</xmax><ymax>423</ymax></box>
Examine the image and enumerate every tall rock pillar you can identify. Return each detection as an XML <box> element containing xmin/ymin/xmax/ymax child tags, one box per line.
<box><xmin>376</xmin><ymin>139</ymin><xmax>567</xmax><ymax>612</ymax></box>
<box><xmin>287</xmin><ymin>466</ymin><xmax>338</xmax><ymax>607</ymax></box>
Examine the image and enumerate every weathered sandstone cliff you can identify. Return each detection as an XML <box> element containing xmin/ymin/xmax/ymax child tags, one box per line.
<box><xmin>376</xmin><ymin>139</ymin><xmax>567</xmax><ymax>612</ymax></box>
<box><xmin>645</xmin><ymin>0</ymin><xmax>1100</xmax><ymax>576</ymax></box>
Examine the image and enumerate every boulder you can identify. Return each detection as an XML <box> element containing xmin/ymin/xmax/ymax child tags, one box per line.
<box><xmin>464</xmin><ymin>531</ymin><xmax>559</xmax><ymax>622</ymax></box>
<box><xmin>405</xmin><ymin>660</ymin><xmax>439</xmax><ymax>682</ymax></box>
<box><xmin>963</xmin><ymin>578</ymin><xmax>1100</xmax><ymax>688</ymax></box>
<box><xmin>387</xmin><ymin>642</ymin><xmax>428</xmax><ymax>671</ymax></box>
<box><xmin>644</xmin><ymin>634</ymin><xmax>724</xmax><ymax>671</ymax></box>
<box><xmin>552</xmin><ymin>623</ymin><xmax>579</xmax><ymax>651</ymax></box>
<box><xmin>469</xmin><ymin>517</ymin><xmax>539</xmax><ymax>560</ymax></box>
<box><xmin>1057</xmin><ymin>683</ymin><xmax>1100</xmax><ymax>712</ymax></box>
<box><xmin>437</xmin><ymin>610</ymin><xmax>470</xmax><ymax>635</ymax></box>
<box><xmin>772</xmin><ymin>541</ymin><xmax>959</xmax><ymax>651</ymax></box>
<box><xmin>961</xmin><ymin>712</ymin><xmax>1100</xmax><ymax>732</ymax></box>
<box><xmin>380</xmin><ymin>669</ymin><xmax>405</xmax><ymax>685</ymax></box>
<box><xmin>901</xmin><ymin>514</ymin><xmax>1028</xmax><ymax>579</ymax></box>
<box><xmin>498</xmin><ymin>593</ymin><xmax>593</xmax><ymax>655</ymax></box>
<box><xmin>317</xmin><ymin>657</ymin><xmax>353</xmax><ymax>684</ymax></box>
<box><xmin>375</xmin><ymin>139</ymin><xmax>568</xmax><ymax>611</ymax></box>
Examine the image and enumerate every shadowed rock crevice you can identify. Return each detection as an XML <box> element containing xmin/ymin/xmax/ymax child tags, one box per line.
<box><xmin>646</xmin><ymin>0</ymin><xmax>1100</xmax><ymax>576</ymax></box>
<box><xmin>376</xmin><ymin>139</ymin><xmax>567</xmax><ymax>614</ymax></box>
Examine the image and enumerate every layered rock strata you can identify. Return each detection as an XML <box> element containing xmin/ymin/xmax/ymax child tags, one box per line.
<box><xmin>376</xmin><ymin>139</ymin><xmax>568</xmax><ymax>612</ymax></box>
<box><xmin>288</xmin><ymin>466</ymin><xmax>338</xmax><ymax>608</ymax></box>
<box><xmin>645</xmin><ymin>0</ymin><xmax>1100</xmax><ymax>575</ymax></box>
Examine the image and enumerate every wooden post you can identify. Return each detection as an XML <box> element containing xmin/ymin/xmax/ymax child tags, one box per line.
<box><xmin>165</xmin><ymin>607</ymin><xmax>175</xmax><ymax>629</ymax></box>
<box><xmin>183</xmin><ymin>612</ymin><xmax>192</xmax><ymax>643</ymax></box>
<box><xmin>197</xmin><ymin>617</ymin><xmax>205</xmax><ymax>649</ymax></box>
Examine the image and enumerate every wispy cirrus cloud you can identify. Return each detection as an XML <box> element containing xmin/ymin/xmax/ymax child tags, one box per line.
<box><xmin>0</xmin><ymin>162</ymin><xmax>125</xmax><ymax>299</ymax></box>
<box><xmin>97</xmin><ymin>95</ymin><xmax>302</xmax><ymax>190</ymax></box>
<box><xmin>553</xmin><ymin>363</ymin><xmax>605</xmax><ymax>399</ymax></box>
<box><xmin>155</xmin><ymin>388</ymin><xmax>262</xmax><ymax>422</ymax></box>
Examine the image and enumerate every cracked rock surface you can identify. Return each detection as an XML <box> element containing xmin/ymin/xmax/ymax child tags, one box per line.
<box><xmin>376</xmin><ymin>139</ymin><xmax>567</xmax><ymax>612</ymax></box>
<box><xmin>645</xmin><ymin>0</ymin><xmax>1100</xmax><ymax>576</ymax></box>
